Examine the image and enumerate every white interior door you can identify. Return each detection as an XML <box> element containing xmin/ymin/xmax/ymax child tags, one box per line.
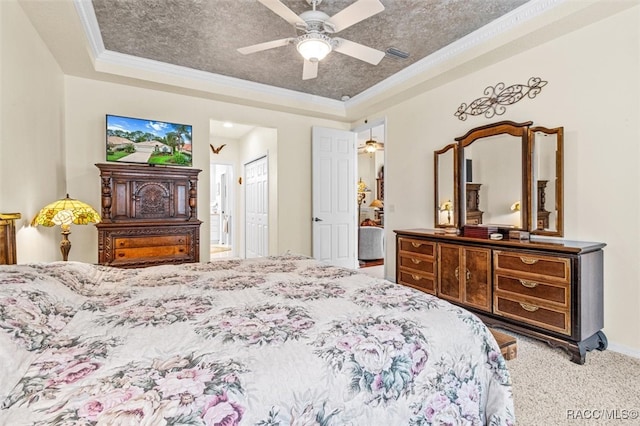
<box><xmin>245</xmin><ymin>156</ymin><xmax>268</xmax><ymax>258</ymax></box>
<box><xmin>312</xmin><ymin>126</ymin><xmax>357</xmax><ymax>268</ymax></box>
<box><xmin>220</xmin><ymin>171</ymin><xmax>231</xmax><ymax>245</ymax></box>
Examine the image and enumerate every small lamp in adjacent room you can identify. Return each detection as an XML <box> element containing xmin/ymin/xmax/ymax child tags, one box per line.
<box><xmin>369</xmin><ymin>198</ymin><xmax>384</xmax><ymax>225</ymax></box>
<box><xmin>439</xmin><ymin>200</ymin><xmax>453</xmax><ymax>225</ymax></box>
<box><xmin>31</xmin><ymin>194</ymin><xmax>101</xmax><ymax>261</ymax></box>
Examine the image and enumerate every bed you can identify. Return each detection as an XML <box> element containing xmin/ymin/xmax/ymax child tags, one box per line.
<box><xmin>0</xmin><ymin>255</ymin><xmax>514</xmax><ymax>425</ymax></box>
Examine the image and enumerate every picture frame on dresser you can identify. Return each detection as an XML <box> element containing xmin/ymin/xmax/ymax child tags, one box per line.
<box><xmin>95</xmin><ymin>163</ymin><xmax>202</xmax><ymax>268</ymax></box>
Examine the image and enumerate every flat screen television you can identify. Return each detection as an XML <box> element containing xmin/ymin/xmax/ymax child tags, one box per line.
<box><xmin>106</xmin><ymin>114</ymin><xmax>193</xmax><ymax>167</ymax></box>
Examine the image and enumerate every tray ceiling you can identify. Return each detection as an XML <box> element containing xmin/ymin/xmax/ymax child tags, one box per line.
<box><xmin>91</xmin><ymin>0</ymin><xmax>530</xmax><ymax>101</ymax></box>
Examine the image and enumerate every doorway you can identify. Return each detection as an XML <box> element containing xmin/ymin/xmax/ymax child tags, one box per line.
<box><xmin>355</xmin><ymin>121</ymin><xmax>385</xmax><ymax>277</ymax></box>
<box><xmin>209</xmin><ymin>119</ymin><xmax>277</xmax><ymax>261</ymax></box>
<box><xmin>210</xmin><ymin>164</ymin><xmax>233</xmax><ymax>260</ymax></box>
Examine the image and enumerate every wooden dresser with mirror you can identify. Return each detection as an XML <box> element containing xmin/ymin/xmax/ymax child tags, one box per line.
<box><xmin>96</xmin><ymin>163</ymin><xmax>201</xmax><ymax>268</ymax></box>
<box><xmin>397</xmin><ymin>121</ymin><xmax>605</xmax><ymax>364</ymax></box>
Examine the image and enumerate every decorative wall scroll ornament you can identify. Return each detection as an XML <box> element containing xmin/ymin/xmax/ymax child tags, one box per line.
<box><xmin>454</xmin><ymin>77</ymin><xmax>548</xmax><ymax>121</ymax></box>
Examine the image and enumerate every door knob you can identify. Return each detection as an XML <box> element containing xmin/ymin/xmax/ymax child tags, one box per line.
<box><xmin>313</xmin><ymin>217</ymin><xmax>323</xmax><ymax>222</ymax></box>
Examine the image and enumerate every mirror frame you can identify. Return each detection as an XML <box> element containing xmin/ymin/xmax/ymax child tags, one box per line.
<box><xmin>529</xmin><ymin>126</ymin><xmax>564</xmax><ymax>237</ymax></box>
<box><xmin>434</xmin><ymin>143</ymin><xmax>459</xmax><ymax>229</ymax></box>
<box><xmin>434</xmin><ymin>120</ymin><xmax>565</xmax><ymax>237</ymax></box>
<box><xmin>455</xmin><ymin>121</ymin><xmax>532</xmax><ymax>231</ymax></box>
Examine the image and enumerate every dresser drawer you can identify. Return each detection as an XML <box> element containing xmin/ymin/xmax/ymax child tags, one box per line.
<box><xmin>398</xmin><ymin>254</ymin><xmax>435</xmax><ymax>274</ymax></box>
<box><xmin>398</xmin><ymin>238</ymin><xmax>435</xmax><ymax>257</ymax></box>
<box><xmin>398</xmin><ymin>270</ymin><xmax>436</xmax><ymax>295</ymax></box>
<box><xmin>494</xmin><ymin>250</ymin><xmax>570</xmax><ymax>283</ymax></box>
<box><xmin>114</xmin><ymin>235</ymin><xmax>189</xmax><ymax>249</ymax></box>
<box><xmin>494</xmin><ymin>295</ymin><xmax>570</xmax><ymax>335</ymax></box>
<box><xmin>495</xmin><ymin>275</ymin><xmax>569</xmax><ymax>308</ymax></box>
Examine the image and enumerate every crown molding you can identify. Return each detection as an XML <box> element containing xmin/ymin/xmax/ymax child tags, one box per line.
<box><xmin>73</xmin><ymin>0</ymin><xmax>564</xmax><ymax>119</ymax></box>
<box><xmin>346</xmin><ymin>0</ymin><xmax>565</xmax><ymax>110</ymax></box>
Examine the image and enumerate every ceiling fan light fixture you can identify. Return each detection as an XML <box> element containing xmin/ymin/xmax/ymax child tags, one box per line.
<box><xmin>365</xmin><ymin>140</ymin><xmax>377</xmax><ymax>153</ymax></box>
<box><xmin>297</xmin><ymin>33</ymin><xmax>332</xmax><ymax>61</ymax></box>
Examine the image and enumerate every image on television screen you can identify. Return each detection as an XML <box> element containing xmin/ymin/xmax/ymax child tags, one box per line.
<box><xmin>106</xmin><ymin>114</ymin><xmax>193</xmax><ymax>167</ymax></box>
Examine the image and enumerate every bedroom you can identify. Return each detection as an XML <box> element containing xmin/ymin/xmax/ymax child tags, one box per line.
<box><xmin>1</xmin><ymin>0</ymin><xmax>639</xmax><ymax>422</ymax></box>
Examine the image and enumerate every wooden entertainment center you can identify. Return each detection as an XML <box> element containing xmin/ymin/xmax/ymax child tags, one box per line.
<box><xmin>96</xmin><ymin>163</ymin><xmax>201</xmax><ymax>268</ymax></box>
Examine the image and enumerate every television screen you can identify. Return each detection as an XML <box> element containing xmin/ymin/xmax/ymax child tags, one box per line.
<box><xmin>106</xmin><ymin>114</ymin><xmax>193</xmax><ymax>167</ymax></box>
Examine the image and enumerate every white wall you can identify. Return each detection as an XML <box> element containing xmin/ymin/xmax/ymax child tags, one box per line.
<box><xmin>362</xmin><ymin>6</ymin><xmax>640</xmax><ymax>353</ymax></box>
<box><xmin>60</xmin><ymin>77</ymin><xmax>347</xmax><ymax>263</ymax></box>
<box><xmin>0</xmin><ymin>0</ymin><xmax>66</xmax><ymax>262</ymax></box>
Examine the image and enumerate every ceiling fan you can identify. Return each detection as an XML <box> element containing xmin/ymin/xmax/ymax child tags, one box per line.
<box><xmin>358</xmin><ymin>128</ymin><xmax>384</xmax><ymax>153</ymax></box>
<box><xmin>237</xmin><ymin>0</ymin><xmax>386</xmax><ymax>80</ymax></box>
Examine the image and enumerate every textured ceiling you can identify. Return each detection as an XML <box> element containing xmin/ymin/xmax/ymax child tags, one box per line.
<box><xmin>91</xmin><ymin>0</ymin><xmax>529</xmax><ymax>101</ymax></box>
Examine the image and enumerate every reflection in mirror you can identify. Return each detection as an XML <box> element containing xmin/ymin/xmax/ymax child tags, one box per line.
<box><xmin>462</xmin><ymin>134</ymin><xmax>523</xmax><ymax>228</ymax></box>
<box><xmin>434</xmin><ymin>144</ymin><xmax>458</xmax><ymax>228</ymax></box>
<box><xmin>530</xmin><ymin>127</ymin><xmax>563</xmax><ymax>236</ymax></box>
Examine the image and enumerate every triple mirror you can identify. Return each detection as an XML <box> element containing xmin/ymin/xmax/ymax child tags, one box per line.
<box><xmin>434</xmin><ymin>120</ymin><xmax>564</xmax><ymax>237</ymax></box>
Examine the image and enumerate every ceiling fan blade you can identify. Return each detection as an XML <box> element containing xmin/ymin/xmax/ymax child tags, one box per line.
<box><xmin>237</xmin><ymin>38</ymin><xmax>292</xmax><ymax>55</ymax></box>
<box><xmin>302</xmin><ymin>59</ymin><xmax>318</xmax><ymax>80</ymax></box>
<box><xmin>257</xmin><ymin>0</ymin><xmax>306</xmax><ymax>26</ymax></box>
<box><xmin>333</xmin><ymin>38</ymin><xmax>385</xmax><ymax>65</ymax></box>
<box><xmin>329</xmin><ymin>0</ymin><xmax>384</xmax><ymax>32</ymax></box>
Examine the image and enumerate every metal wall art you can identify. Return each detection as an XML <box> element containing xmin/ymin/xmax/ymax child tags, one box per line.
<box><xmin>454</xmin><ymin>77</ymin><xmax>547</xmax><ymax>121</ymax></box>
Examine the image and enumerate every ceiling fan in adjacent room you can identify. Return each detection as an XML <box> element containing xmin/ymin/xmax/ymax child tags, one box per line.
<box><xmin>358</xmin><ymin>129</ymin><xmax>384</xmax><ymax>153</ymax></box>
<box><xmin>237</xmin><ymin>0</ymin><xmax>386</xmax><ymax>80</ymax></box>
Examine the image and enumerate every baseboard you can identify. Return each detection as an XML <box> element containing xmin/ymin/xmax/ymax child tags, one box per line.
<box><xmin>607</xmin><ymin>342</ymin><xmax>640</xmax><ymax>359</ymax></box>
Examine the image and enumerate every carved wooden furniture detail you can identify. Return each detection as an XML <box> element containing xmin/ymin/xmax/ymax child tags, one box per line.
<box><xmin>0</xmin><ymin>213</ymin><xmax>21</xmax><ymax>265</ymax></box>
<box><xmin>376</xmin><ymin>177</ymin><xmax>384</xmax><ymax>201</ymax></box>
<box><xmin>96</xmin><ymin>163</ymin><xmax>201</xmax><ymax>268</ymax></box>
<box><xmin>536</xmin><ymin>180</ymin><xmax>550</xmax><ymax>229</ymax></box>
<box><xmin>395</xmin><ymin>229</ymin><xmax>607</xmax><ymax>364</ymax></box>
<box><xmin>465</xmin><ymin>183</ymin><xmax>483</xmax><ymax>225</ymax></box>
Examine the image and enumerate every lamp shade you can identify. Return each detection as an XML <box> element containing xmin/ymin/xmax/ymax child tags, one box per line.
<box><xmin>357</xmin><ymin>178</ymin><xmax>370</xmax><ymax>194</ymax></box>
<box><xmin>440</xmin><ymin>200</ymin><xmax>453</xmax><ymax>211</ymax></box>
<box><xmin>31</xmin><ymin>194</ymin><xmax>101</xmax><ymax>229</ymax></box>
<box><xmin>369</xmin><ymin>199</ymin><xmax>383</xmax><ymax>209</ymax></box>
<box><xmin>296</xmin><ymin>33</ymin><xmax>332</xmax><ymax>61</ymax></box>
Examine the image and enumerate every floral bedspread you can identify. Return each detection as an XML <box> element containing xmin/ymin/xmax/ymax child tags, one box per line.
<box><xmin>0</xmin><ymin>255</ymin><xmax>514</xmax><ymax>425</ymax></box>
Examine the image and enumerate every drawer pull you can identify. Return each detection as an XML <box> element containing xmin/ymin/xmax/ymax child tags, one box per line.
<box><xmin>411</xmin><ymin>258</ymin><xmax>421</xmax><ymax>264</ymax></box>
<box><xmin>411</xmin><ymin>242</ymin><xmax>423</xmax><ymax>248</ymax></box>
<box><xmin>519</xmin><ymin>302</ymin><xmax>539</xmax><ymax>312</ymax></box>
<box><xmin>454</xmin><ymin>267</ymin><xmax>471</xmax><ymax>281</ymax></box>
<box><xmin>519</xmin><ymin>279</ymin><xmax>538</xmax><ymax>288</ymax></box>
<box><xmin>519</xmin><ymin>256</ymin><xmax>539</xmax><ymax>265</ymax></box>
<box><xmin>411</xmin><ymin>274</ymin><xmax>422</xmax><ymax>281</ymax></box>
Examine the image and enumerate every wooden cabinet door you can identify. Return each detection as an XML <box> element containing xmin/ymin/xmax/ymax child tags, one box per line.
<box><xmin>438</xmin><ymin>244</ymin><xmax>463</xmax><ymax>303</ymax></box>
<box><xmin>437</xmin><ymin>244</ymin><xmax>491</xmax><ymax>312</ymax></box>
<box><xmin>462</xmin><ymin>247</ymin><xmax>491</xmax><ymax>312</ymax></box>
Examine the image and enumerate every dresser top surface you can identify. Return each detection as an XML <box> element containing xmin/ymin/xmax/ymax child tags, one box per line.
<box><xmin>394</xmin><ymin>228</ymin><xmax>606</xmax><ymax>254</ymax></box>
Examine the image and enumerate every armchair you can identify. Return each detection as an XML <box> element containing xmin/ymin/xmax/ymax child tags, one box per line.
<box><xmin>358</xmin><ymin>226</ymin><xmax>385</xmax><ymax>260</ymax></box>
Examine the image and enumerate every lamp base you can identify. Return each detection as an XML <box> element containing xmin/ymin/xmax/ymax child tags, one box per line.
<box><xmin>60</xmin><ymin>230</ymin><xmax>71</xmax><ymax>261</ymax></box>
